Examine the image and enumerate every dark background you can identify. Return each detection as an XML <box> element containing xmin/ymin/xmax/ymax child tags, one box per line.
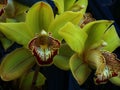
<box><xmin>0</xmin><ymin>0</ymin><xmax>120</xmax><ymax>90</ymax></box>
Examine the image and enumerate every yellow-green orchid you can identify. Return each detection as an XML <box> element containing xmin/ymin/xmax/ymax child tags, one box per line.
<box><xmin>0</xmin><ymin>0</ymin><xmax>7</xmax><ymax>15</ymax></box>
<box><xmin>0</xmin><ymin>0</ymin><xmax>28</xmax><ymax>22</ymax></box>
<box><xmin>0</xmin><ymin>1</ymin><xmax>83</xmax><ymax>81</ymax></box>
<box><xmin>59</xmin><ymin>20</ymin><xmax>120</xmax><ymax>85</ymax></box>
<box><xmin>0</xmin><ymin>0</ymin><xmax>29</xmax><ymax>50</ymax></box>
<box><xmin>53</xmin><ymin>0</ymin><xmax>88</xmax><ymax>14</ymax></box>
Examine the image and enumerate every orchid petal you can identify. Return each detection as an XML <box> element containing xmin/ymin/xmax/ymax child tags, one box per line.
<box><xmin>0</xmin><ymin>48</ymin><xmax>36</xmax><ymax>81</ymax></box>
<box><xmin>19</xmin><ymin>71</ymin><xmax>46</xmax><ymax>90</ymax></box>
<box><xmin>48</xmin><ymin>11</ymin><xmax>83</xmax><ymax>40</ymax></box>
<box><xmin>53</xmin><ymin>44</ymin><xmax>74</xmax><ymax>70</ymax></box>
<box><xmin>103</xmin><ymin>25</ymin><xmax>120</xmax><ymax>52</ymax></box>
<box><xmin>26</xmin><ymin>1</ymin><xmax>54</xmax><ymax>34</ymax></box>
<box><xmin>64</xmin><ymin>0</ymin><xmax>76</xmax><ymax>11</ymax></box>
<box><xmin>86</xmin><ymin>50</ymin><xmax>106</xmax><ymax>70</ymax></box>
<box><xmin>0</xmin><ymin>22</ymin><xmax>33</xmax><ymax>48</ymax></box>
<box><xmin>83</xmin><ymin>20</ymin><xmax>113</xmax><ymax>50</ymax></box>
<box><xmin>53</xmin><ymin>0</ymin><xmax>64</xmax><ymax>14</ymax></box>
<box><xmin>13</xmin><ymin>1</ymin><xmax>29</xmax><ymax>21</ymax></box>
<box><xmin>59</xmin><ymin>22</ymin><xmax>87</xmax><ymax>54</ymax></box>
<box><xmin>109</xmin><ymin>76</ymin><xmax>120</xmax><ymax>86</ymax></box>
<box><xmin>4</xmin><ymin>0</ymin><xmax>15</xmax><ymax>18</ymax></box>
<box><xmin>0</xmin><ymin>35</ymin><xmax>13</xmax><ymax>50</ymax></box>
<box><xmin>70</xmin><ymin>53</ymin><xmax>91</xmax><ymax>85</ymax></box>
<box><xmin>68</xmin><ymin>0</ymin><xmax>88</xmax><ymax>13</ymax></box>
<box><xmin>13</xmin><ymin>1</ymin><xmax>29</xmax><ymax>16</ymax></box>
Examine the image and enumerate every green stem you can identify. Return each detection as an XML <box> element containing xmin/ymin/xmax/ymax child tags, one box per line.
<box><xmin>31</xmin><ymin>64</ymin><xmax>41</xmax><ymax>90</ymax></box>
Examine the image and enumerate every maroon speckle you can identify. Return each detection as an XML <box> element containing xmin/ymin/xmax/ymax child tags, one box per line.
<box><xmin>29</xmin><ymin>33</ymin><xmax>60</xmax><ymax>66</ymax></box>
<box><xmin>0</xmin><ymin>9</ymin><xmax>4</xmax><ymax>16</ymax></box>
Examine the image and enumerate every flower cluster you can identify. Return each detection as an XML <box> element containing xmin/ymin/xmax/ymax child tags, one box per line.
<box><xmin>0</xmin><ymin>0</ymin><xmax>120</xmax><ymax>89</ymax></box>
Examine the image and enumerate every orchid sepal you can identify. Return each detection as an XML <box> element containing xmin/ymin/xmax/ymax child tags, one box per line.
<box><xmin>48</xmin><ymin>11</ymin><xmax>83</xmax><ymax>40</ymax></box>
<box><xmin>26</xmin><ymin>1</ymin><xmax>54</xmax><ymax>34</ymax></box>
<box><xmin>83</xmin><ymin>20</ymin><xmax>114</xmax><ymax>50</ymax></box>
<box><xmin>19</xmin><ymin>71</ymin><xmax>46</xmax><ymax>89</ymax></box>
<box><xmin>70</xmin><ymin>53</ymin><xmax>91</xmax><ymax>85</ymax></box>
<box><xmin>53</xmin><ymin>44</ymin><xmax>74</xmax><ymax>70</ymax></box>
<box><xmin>0</xmin><ymin>48</ymin><xmax>36</xmax><ymax>81</ymax></box>
<box><xmin>0</xmin><ymin>22</ymin><xmax>34</xmax><ymax>48</ymax></box>
<box><xmin>59</xmin><ymin>22</ymin><xmax>87</xmax><ymax>54</ymax></box>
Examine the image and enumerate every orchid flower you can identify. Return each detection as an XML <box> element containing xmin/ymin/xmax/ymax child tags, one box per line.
<box><xmin>59</xmin><ymin>20</ymin><xmax>120</xmax><ymax>85</ymax></box>
<box><xmin>0</xmin><ymin>1</ymin><xmax>83</xmax><ymax>82</ymax></box>
<box><xmin>0</xmin><ymin>0</ymin><xmax>29</xmax><ymax>50</ymax></box>
<box><xmin>52</xmin><ymin>0</ymin><xmax>88</xmax><ymax>70</ymax></box>
<box><xmin>53</xmin><ymin>0</ymin><xmax>88</xmax><ymax>14</ymax></box>
<box><xmin>0</xmin><ymin>0</ymin><xmax>7</xmax><ymax>16</ymax></box>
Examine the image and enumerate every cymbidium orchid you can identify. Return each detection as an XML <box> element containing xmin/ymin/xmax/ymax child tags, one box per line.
<box><xmin>59</xmin><ymin>20</ymin><xmax>120</xmax><ymax>85</ymax></box>
<box><xmin>53</xmin><ymin>0</ymin><xmax>88</xmax><ymax>14</ymax></box>
<box><xmin>0</xmin><ymin>1</ymin><xmax>83</xmax><ymax>84</ymax></box>
<box><xmin>0</xmin><ymin>0</ymin><xmax>29</xmax><ymax>50</ymax></box>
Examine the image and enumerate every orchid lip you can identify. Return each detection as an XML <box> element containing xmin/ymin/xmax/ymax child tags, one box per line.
<box><xmin>94</xmin><ymin>51</ymin><xmax>120</xmax><ymax>84</ymax></box>
<box><xmin>0</xmin><ymin>9</ymin><xmax>4</xmax><ymax>16</ymax></box>
<box><xmin>29</xmin><ymin>30</ymin><xmax>60</xmax><ymax>66</ymax></box>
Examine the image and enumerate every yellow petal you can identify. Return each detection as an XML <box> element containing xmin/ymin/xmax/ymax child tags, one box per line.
<box><xmin>26</xmin><ymin>1</ymin><xmax>54</xmax><ymax>34</ymax></box>
<box><xmin>53</xmin><ymin>0</ymin><xmax>64</xmax><ymax>14</ymax></box>
<box><xmin>83</xmin><ymin>20</ymin><xmax>113</xmax><ymax>50</ymax></box>
<box><xmin>48</xmin><ymin>11</ymin><xmax>83</xmax><ymax>40</ymax></box>
<box><xmin>109</xmin><ymin>76</ymin><xmax>120</xmax><ymax>86</ymax></box>
<box><xmin>59</xmin><ymin>22</ymin><xmax>87</xmax><ymax>54</ymax></box>
<box><xmin>0</xmin><ymin>22</ymin><xmax>33</xmax><ymax>48</ymax></box>
<box><xmin>53</xmin><ymin>44</ymin><xmax>74</xmax><ymax>70</ymax></box>
<box><xmin>70</xmin><ymin>53</ymin><xmax>91</xmax><ymax>85</ymax></box>
<box><xmin>103</xmin><ymin>25</ymin><xmax>120</xmax><ymax>52</ymax></box>
<box><xmin>19</xmin><ymin>71</ymin><xmax>46</xmax><ymax>90</ymax></box>
<box><xmin>0</xmin><ymin>48</ymin><xmax>35</xmax><ymax>81</ymax></box>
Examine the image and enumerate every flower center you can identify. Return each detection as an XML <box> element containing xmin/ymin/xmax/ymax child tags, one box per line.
<box><xmin>94</xmin><ymin>51</ymin><xmax>120</xmax><ymax>84</ymax></box>
<box><xmin>29</xmin><ymin>30</ymin><xmax>60</xmax><ymax>66</ymax></box>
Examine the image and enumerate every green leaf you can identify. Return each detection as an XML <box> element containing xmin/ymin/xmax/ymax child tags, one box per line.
<box><xmin>83</xmin><ymin>20</ymin><xmax>113</xmax><ymax>50</ymax></box>
<box><xmin>53</xmin><ymin>0</ymin><xmax>64</xmax><ymax>14</ymax></box>
<box><xmin>0</xmin><ymin>22</ymin><xmax>33</xmax><ymax>48</ymax></box>
<box><xmin>70</xmin><ymin>53</ymin><xmax>91</xmax><ymax>85</ymax></box>
<box><xmin>0</xmin><ymin>48</ymin><xmax>36</xmax><ymax>81</ymax></box>
<box><xmin>103</xmin><ymin>25</ymin><xmax>120</xmax><ymax>52</ymax></box>
<box><xmin>19</xmin><ymin>71</ymin><xmax>46</xmax><ymax>90</ymax></box>
<box><xmin>48</xmin><ymin>11</ymin><xmax>83</xmax><ymax>40</ymax></box>
<box><xmin>53</xmin><ymin>44</ymin><xmax>74</xmax><ymax>70</ymax></box>
<box><xmin>26</xmin><ymin>1</ymin><xmax>54</xmax><ymax>34</ymax></box>
<box><xmin>59</xmin><ymin>22</ymin><xmax>87</xmax><ymax>54</ymax></box>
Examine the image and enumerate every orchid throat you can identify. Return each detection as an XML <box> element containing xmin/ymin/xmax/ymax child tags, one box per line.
<box><xmin>29</xmin><ymin>30</ymin><xmax>60</xmax><ymax>66</ymax></box>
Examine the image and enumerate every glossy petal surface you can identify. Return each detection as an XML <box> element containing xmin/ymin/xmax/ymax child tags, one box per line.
<box><xmin>70</xmin><ymin>53</ymin><xmax>91</xmax><ymax>85</ymax></box>
<box><xmin>83</xmin><ymin>20</ymin><xmax>113</xmax><ymax>50</ymax></box>
<box><xmin>59</xmin><ymin>22</ymin><xmax>87</xmax><ymax>54</ymax></box>
<box><xmin>0</xmin><ymin>22</ymin><xmax>33</xmax><ymax>48</ymax></box>
<box><xmin>26</xmin><ymin>1</ymin><xmax>54</xmax><ymax>34</ymax></box>
<box><xmin>0</xmin><ymin>48</ymin><xmax>35</xmax><ymax>81</ymax></box>
<box><xmin>48</xmin><ymin>11</ymin><xmax>83</xmax><ymax>40</ymax></box>
<box><xmin>53</xmin><ymin>44</ymin><xmax>74</xmax><ymax>70</ymax></box>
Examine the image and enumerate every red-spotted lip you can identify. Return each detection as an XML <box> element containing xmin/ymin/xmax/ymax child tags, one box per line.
<box><xmin>94</xmin><ymin>51</ymin><xmax>120</xmax><ymax>85</ymax></box>
<box><xmin>29</xmin><ymin>34</ymin><xmax>60</xmax><ymax>66</ymax></box>
<box><xmin>0</xmin><ymin>9</ymin><xmax>4</xmax><ymax>16</ymax></box>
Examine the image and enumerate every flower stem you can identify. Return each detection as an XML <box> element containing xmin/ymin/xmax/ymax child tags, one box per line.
<box><xmin>31</xmin><ymin>64</ymin><xmax>42</xmax><ymax>90</ymax></box>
